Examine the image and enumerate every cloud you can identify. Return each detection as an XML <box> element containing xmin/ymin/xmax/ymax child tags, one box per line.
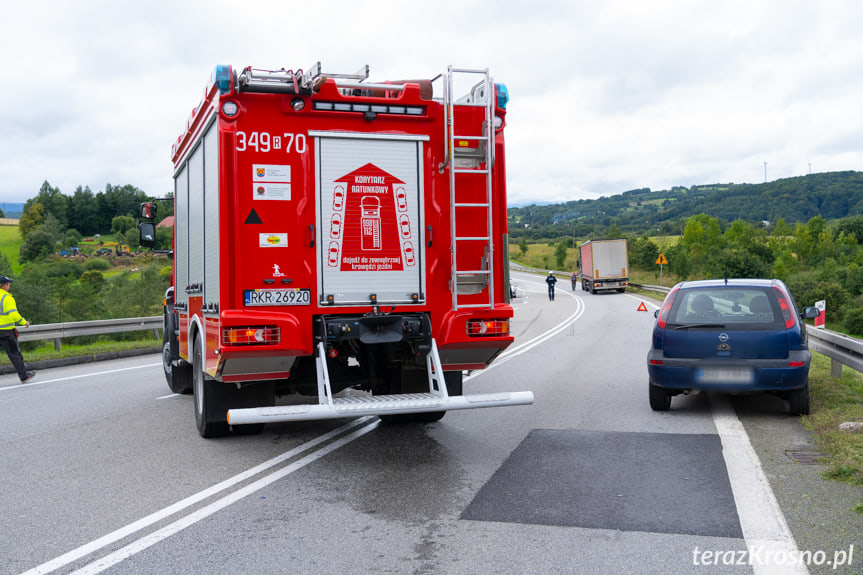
<box><xmin>2</xmin><ymin>0</ymin><xmax>863</xmax><ymax>207</ymax></box>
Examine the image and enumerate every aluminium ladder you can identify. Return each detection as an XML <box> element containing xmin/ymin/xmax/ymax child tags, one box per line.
<box><xmin>444</xmin><ymin>67</ymin><xmax>496</xmax><ymax>311</ymax></box>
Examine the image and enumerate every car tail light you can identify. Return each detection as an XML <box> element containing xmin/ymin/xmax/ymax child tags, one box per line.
<box><xmin>788</xmin><ymin>360</ymin><xmax>806</xmax><ymax>367</ymax></box>
<box><xmin>656</xmin><ymin>287</ymin><xmax>679</xmax><ymax>329</ymax></box>
<box><xmin>222</xmin><ymin>326</ymin><xmax>280</xmax><ymax>345</ymax></box>
<box><xmin>467</xmin><ymin>319</ymin><xmax>510</xmax><ymax>336</ymax></box>
<box><xmin>772</xmin><ymin>286</ymin><xmax>796</xmax><ymax>329</ymax></box>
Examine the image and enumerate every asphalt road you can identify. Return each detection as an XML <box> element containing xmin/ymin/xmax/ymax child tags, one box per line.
<box><xmin>1</xmin><ymin>270</ymin><xmax>860</xmax><ymax>574</ymax></box>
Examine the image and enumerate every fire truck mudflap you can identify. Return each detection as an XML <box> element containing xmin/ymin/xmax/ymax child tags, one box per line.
<box><xmin>142</xmin><ymin>62</ymin><xmax>532</xmax><ymax>437</ymax></box>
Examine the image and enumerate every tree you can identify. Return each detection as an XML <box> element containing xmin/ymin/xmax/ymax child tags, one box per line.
<box><xmin>123</xmin><ymin>227</ymin><xmax>140</xmax><ymax>249</ymax></box>
<box><xmin>12</xmin><ymin>266</ymin><xmax>56</xmax><ymax>325</ymax></box>
<box><xmin>19</xmin><ymin>202</ymin><xmax>45</xmax><ymax>239</ymax></box>
<box><xmin>518</xmin><ymin>237</ymin><xmax>528</xmax><ymax>256</ymax></box>
<box><xmin>155</xmin><ymin>226</ymin><xmax>173</xmax><ymax>250</ymax></box>
<box><xmin>68</xmin><ymin>186</ymin><xmax>99</xmax><ymax>236</ymax></box>
<box><xmin>19</xmin><ymin>228</ymin><xmax>56</xmax><ymax>262</ymax></box>
<box><xmin>679</xmin><ymin>214</ymin><xmax>724</xmax><ymax>277</ymax></box>
<box><xmin>19</xmin><ymin>214</ymin><xmax>64</xmax><ymax>262</ymax></box>
<box><xmin>629</xmin><ymin>235</ymin><xmax>660</xmax><ymax>270</ymax></box>
<box><xmin>97</xmin><ymin>183</ymin><xmax>149</xmax><ymax>231</ymax></box>
<box><xmin>63</xmin><ymin>229</ymin><xmax>83</xmax><ymax>249</ymax></box>
<box><xmin>111</xmin><ymin>215</ymin><xmax>136</xmax><ymax>236</ymax></box>
<box><xmin>28</xmin><ymin>180</ymin><xmax>69</xmax><ymax>229</ymax></box>
<box><xmin>0</xmin><ymin>252</ymin><xmax>13</xmax><ymax>279</ymax></box>
<box><xmin>554</xmin><ymin>241</ymin><xmax>568</xmax><ymax>268</ymax></box>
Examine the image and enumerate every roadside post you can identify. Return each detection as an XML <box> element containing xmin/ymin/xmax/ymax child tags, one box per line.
<box><xmin>814</xmin><ymin>299</ymin><xmax>826</xmax><ymax>328</ymax></box>
<box><xmin>655</xmin><ymin>253</ymin><xmax>668</xmax><ymax>286</ymax></box>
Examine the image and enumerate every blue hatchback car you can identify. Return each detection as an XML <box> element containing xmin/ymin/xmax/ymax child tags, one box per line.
<box><xmin>647</xmin><ymin>279</ymin><xmax>820</xmax><ymax>415</ymax></box>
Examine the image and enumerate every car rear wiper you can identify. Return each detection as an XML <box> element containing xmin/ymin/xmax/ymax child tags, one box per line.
<box><xmin>672</xmin><ymin>323</ymin><xmax>727</xmax><ymax>330</ymax></box>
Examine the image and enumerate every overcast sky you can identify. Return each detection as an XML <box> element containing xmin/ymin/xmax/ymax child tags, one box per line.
<box><xmin>2</xmin><ymin>0</ymin><xmax>861</xmax><ymax>209</ymax></box>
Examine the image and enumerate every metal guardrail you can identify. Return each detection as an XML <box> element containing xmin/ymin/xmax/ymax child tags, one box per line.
<box><xmin>17</xmin><ymin>316</ymin><xmax>162</xmax><ymax>351</ymax></box>
<box><xmin>630</xmin><ymin>283</ymin><xmax>671</xmax><ymax>295</ymax></box>
<box><xmin>807</xmin><ymin>328</ymin><xmax>863</xmax><ymax>378</ymax></box>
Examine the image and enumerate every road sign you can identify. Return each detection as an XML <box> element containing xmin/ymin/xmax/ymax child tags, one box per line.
<box><xmin>655</xmin><ymin>253</ymin><xmax>668</xmax><ymax>265</ymax></box>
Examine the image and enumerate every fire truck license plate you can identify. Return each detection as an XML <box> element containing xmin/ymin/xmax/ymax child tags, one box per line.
<box><xmin>244</xmin><ymin>289</ymin><xmax>311</xmax><ymax>306</ymax></box>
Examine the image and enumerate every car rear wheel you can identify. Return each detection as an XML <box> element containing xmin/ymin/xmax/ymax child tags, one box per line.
<box><xmin>788</xmin><ymin>379</ymin><xmax>810</xmax><ymax>416</ymax></box>
<box><xmin>649</xmin><ymin>381</ymin><xmax>671</xmax><ymax>411</ymax></box>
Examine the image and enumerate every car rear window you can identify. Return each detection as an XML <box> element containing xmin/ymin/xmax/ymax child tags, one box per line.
<box><xmin>667</xmin><ymin>287</ymin><xmax>784</xmax><ymax>329</ymax></box>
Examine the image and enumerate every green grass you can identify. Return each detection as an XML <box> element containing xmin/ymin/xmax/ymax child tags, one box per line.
<box><xmin>509</xmin><ymin>243</ymin><xmax>579</xmax><ymax>272</ymax></box>
<box><xmin>802</xmin><ymin>352</ymin><xmax>863</xmax><ymax>513</ymax></box>
<box><xmin>0</xmin><ymin>224</ymin><xmax>24</xmax><ymax>272</ymax></box>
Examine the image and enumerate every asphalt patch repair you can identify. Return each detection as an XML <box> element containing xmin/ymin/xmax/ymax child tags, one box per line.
<box><xmin>462</xmin><ymin>429</ymin><xmax>743</xmax><ymax>538</ymax></box>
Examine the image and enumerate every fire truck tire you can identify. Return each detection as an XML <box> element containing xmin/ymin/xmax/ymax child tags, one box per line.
<box><xmin>193</xmin><ymin>340</ymin><xmax>230</xmax><ymax>438</ymax></box>
<box><xmin>414</xmin><ymin>371</ymin><xmax>463</xmax><ymax>423</ymax></box>
<box><xmin>164</xmin><ymin>341</ymin><xmax>192</xmax><ymax>394</ymax></box>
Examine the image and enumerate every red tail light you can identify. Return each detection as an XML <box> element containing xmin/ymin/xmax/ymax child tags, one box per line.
<box><xmin>772</xmin><ymin>286</ymin><xmax>795</xmax><ymax>329</ymax></box>
<box><xmin>467</xmin><ymin>319</ymin><xmax>510</xmax><ymax>336</ymax></box>
<box><xmin>656</xmin><ymin>288</ymin><xmax>679</xmax><ymax>329</ymax></box>
<box><xmin>222</xmin><ymin>326</ymin><xmax>280</xmax><ymax>345</ymax></box>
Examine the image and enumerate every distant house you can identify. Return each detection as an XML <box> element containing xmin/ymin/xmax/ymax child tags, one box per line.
<box><xmin>157</xmin><ymin>216</ymin><xmax>174</xmax><ymax>228</ymax></box>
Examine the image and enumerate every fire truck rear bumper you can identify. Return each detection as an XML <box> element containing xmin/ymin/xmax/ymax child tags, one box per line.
<box><xmin>227</xmin><ymin>391</ymin><xmax>534</xmax><ymax>425</ymax></box>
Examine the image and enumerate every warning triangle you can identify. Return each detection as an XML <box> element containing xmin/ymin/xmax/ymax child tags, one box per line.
<box><xmin>637</xmin><ymin>302</ymin><xmax>648</xmax><ymax>312</ymax></box>
<box><xmin>244</xmin><ymin>209</ymin><xmax>263</xmax><ymax>224</ymax></box>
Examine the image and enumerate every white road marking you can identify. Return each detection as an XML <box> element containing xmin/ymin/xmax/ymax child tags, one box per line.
<box><xmin>468</xmin><ymin>281</ymin><xmax>585</xmax><ymax>381</ymax></box>
<box><xmin>710</xmin><ymin>396</ymin><xmax>808</xmax><ymax>574</ymax></box>
<box><xmin>0</xmin><ymin>363</ymin><xmax>162</xmax><ymax>393</ymax></box>
<box><xmin>22</xmin><ymin>417</ymin><xmax>378</xmax><ymax>575</ymax></box>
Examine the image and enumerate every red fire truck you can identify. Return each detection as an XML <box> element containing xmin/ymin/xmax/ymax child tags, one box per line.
<box><xmin>139</xmin><ymin>62</ymin><xmax>532</xmax><ymax>437</ymax></box>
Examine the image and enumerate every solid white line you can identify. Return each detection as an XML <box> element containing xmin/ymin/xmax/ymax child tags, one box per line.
<box><xmin>467</xmin><ymin>290</ymin><xmax>585</xmax><ymax>382</ymax></box>
<box><xmin>70</xmin><ymin>420</ymin><xmax>380</xmax><ymax>575</ymax></box>
<box><xmin>0</xmin><ymin>363</ymin><xmax>162</xmax><ymax>393</ymax></box>
<box><xmin>21</xmin><ymin>417</ymin><xmax>376</xmax><ymax>575</ymax></box>
<box><xmin>710</xmin><ymin>396</ymin><xmax>808</xmax><ymax>575</ymax></box>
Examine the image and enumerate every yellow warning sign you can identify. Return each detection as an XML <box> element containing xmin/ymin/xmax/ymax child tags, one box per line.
<box><xmin>655</xmin><ymin>253</ymin><xmax>668</xmax><ymax>265</ymax></box>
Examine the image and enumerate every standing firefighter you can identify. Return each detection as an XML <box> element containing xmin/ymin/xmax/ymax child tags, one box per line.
<box><xmin>0</xmin><ymin>276</ymin><xmax>35</xmax><ymax>383</ymax></box>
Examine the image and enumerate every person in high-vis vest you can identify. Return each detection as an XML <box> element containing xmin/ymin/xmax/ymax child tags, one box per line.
<box><xmin>0</xmin><ymin>276</ymin><xmax>35</xmax><ymax>383</ymax></box>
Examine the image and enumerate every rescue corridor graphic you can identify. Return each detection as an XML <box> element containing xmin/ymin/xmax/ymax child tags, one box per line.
<box><xmin>331</xmin><ymin>163</ymin><xmax>412</xmax><ymax>272</ymax></box>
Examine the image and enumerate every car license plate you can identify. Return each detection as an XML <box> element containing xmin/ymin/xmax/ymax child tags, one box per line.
<box><xmin>696</xmin><ymin>366</ymin><xmax>753</xmax><ymax>384</ymax></box>
<box><xmin>244</xmin><ymin>288</ymin><xmax>311</xmax><ymax>306</ymax></box>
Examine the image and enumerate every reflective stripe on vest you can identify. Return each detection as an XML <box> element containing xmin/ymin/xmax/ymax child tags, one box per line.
<box><xmin>0</xmin><ymin>293</ymin><xmax>21</xmax><ymax>330</ymax></box>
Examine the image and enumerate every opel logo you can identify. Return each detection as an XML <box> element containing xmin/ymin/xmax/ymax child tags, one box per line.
<box><xmin>718</xmin><ymin>332</ymin><xmax>729</xmax><ymax>343</ymax></box>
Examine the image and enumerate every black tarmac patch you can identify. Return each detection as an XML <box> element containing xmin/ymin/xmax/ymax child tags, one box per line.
<box><xmin>461</xmin><ymin>429</ymin><xmax>742</xmax><ymax>538</ymax></box>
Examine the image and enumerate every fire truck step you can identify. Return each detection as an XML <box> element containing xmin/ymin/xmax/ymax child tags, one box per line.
<box><xmin>226</xmin><ymin>391</ymin><xmax>534</xmax><ymax>425</ymax></box>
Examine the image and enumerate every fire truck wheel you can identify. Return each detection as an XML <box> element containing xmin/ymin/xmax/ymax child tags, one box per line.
<box><xmin>414</xmin><ymin>371</ymin><xmax>463</xmax><ymax>423</ymax></box>
<box><xmin>193</xmin><ymin>339</ymin><xmax>230</xmax><ymax>438</ymax></box>
<box><xmin>164</xmin><ymin>341</ymin><xmax>192</xmax><ymax>394</ymax></box>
